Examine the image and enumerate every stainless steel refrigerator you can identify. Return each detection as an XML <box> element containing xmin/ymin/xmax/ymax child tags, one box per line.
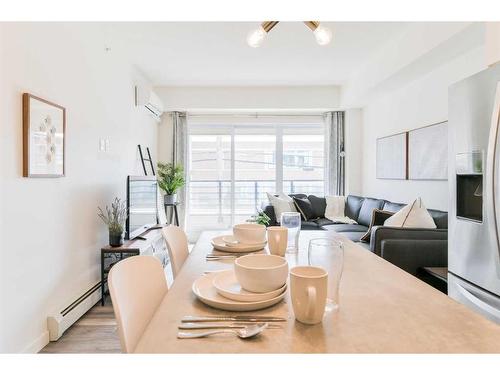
<box><xmin>448</xmin><ymin>63</ymin><xmax>500</xmax><ymax>323</ymax></box>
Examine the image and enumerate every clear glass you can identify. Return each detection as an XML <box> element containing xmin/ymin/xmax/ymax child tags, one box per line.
<box><xmin>308</xmin><ymin>238</ymin><xmax>344</xmax><ymax>312</ymax></box>
<box><xmin>280</xmin><ymin>212</ymin><xmax>301</xmax><ymax>254</ymax></box>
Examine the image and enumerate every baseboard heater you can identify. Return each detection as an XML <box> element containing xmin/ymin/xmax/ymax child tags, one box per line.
<box><xmin>47</xmin><ymin>282</ymin><xmax>102</xmax><ymax>341</ymax></box>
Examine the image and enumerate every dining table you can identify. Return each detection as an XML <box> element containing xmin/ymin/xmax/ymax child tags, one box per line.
<box><xmin>134</xmin><ymin>230</ymin><xmax>500</xmax><ymax>353</ymax></box>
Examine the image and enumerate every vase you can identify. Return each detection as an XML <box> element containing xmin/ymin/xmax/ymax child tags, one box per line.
<box><xmin>164</xmin><ymin>194</ymin><xmax>177</xmax><ymax>205</ymax></box>
<box><xmin>109</xmin><ymin>232</ymin><xmax>124</xmax><ymax>247</ymax></box>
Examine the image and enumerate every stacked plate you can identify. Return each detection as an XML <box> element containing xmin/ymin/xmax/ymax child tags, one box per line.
<box><xmin>192</xmin><ymin>269</ymin><xmax>287</xmax><ymax>312</ymax></box>
<box><xmin>211</xmin><ymin>223</ymin><xmax>268</xmax><ymax>253</ymax></box>
<box><xmin>211</xmin><ymin>235</ymin><xmax>267</xmax><ymax>253</ymax></box>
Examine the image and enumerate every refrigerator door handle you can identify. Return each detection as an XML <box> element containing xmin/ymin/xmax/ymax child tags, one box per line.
<box><xmin>487</xmin><ymin>83</ymin><xmax>500</xmax><ymax>252</ymax></box>
<box><xmin>455</xmin><ymin>283</ymin><xmax>500</xmax><ymax>321</ymax></box>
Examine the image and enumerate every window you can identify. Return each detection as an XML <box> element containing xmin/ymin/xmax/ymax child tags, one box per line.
<box><xmin>186</xmin><ymin>117</ymin><xmax>326</xmax><ymax>237</ymax></box>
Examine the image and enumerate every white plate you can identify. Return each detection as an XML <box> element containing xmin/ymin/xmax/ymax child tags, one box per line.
<box><xmin>213</xmin><ymin>270</ymin><xmax>286</xmax><ymax>302</ymax></box>
<box><xmin>192</xmin><ymin>272</ymin><xmax>286</xmax><ymax>311</ymax></box>
<box><xmin>221</xmin><ymin>235</ymin><xmax>267</xmax><ymax>248</ymax></box>
<box><xmin>211</xmin><ymin>235</ymin><xmax>266</xmax><ymax>253</ymax></box>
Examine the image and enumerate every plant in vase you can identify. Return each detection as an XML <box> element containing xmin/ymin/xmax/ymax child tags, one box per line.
<box><xmin>98</xmin><ymin>197</ymin><xmax>127</xmax><ymax>247</ymax></box>
<box><xmin>255</xmin><ymin>210</ymin><xmax>271</xmax><ymax>226</ymax></box>
<box><xmin>157</xmin><ymin>162</ymin><xmax>185</xmax><ymax>204</ymax></box>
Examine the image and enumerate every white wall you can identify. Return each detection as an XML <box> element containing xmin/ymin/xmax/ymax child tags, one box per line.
<box><xmin>486</xmin><ymin>22</ymin><xmax>500</xmax><ymax>66</ymax></box>
<box><xmin>0</xmin><ymin>23</ymin><xmax>158</xmax><ymax>353</ymax></box>
<box><xmin>360</xmin><ymin>46</ymin><xmax>486</xmax><ymax>210</ymax></box>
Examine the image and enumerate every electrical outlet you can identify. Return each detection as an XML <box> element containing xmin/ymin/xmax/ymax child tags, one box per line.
<box><xmin>99</xmin><ymin>139</ymin><xmax>105</xmax><ymax>152</ymax></box>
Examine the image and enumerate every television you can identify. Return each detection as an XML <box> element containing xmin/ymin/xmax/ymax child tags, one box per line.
<box><xmin>126</xmin><ymin>175</ymin><xmax>158</xmax><ymax>240</ymax></box>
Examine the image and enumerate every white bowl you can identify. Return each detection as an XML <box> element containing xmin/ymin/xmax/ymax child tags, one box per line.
<box><xmin>234</xmin><ymin>254</ymin><xmax>289</xmax><ymax>293</ymax></box>
<box><xmin>233</xmin><ymin>223</ymin><xmax>266</xmax><ymax>244</ymax></box>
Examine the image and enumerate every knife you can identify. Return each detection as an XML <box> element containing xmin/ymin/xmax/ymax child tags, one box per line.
<box><xmin>178</xmin><ymin>323</ymin><xmax>282</xmax><ymax>329</ymax></box>
<box><xmin>181</xmin><ymin>315</ymin><xmax>287</xmax><ymax>322</ymax></box>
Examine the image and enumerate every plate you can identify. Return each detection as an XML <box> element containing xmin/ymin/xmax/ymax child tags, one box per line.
<box><xmin>213</xmin><ymin>269</ymin><xmax>286</xmax><ymax>302</ymax></box>
<box><xmin>211</xmin><ymin>235</ymin><xmax>266</xmax><ymax>253</ymax></box>
<box><xmin>221</xmin><ymin>235</ymin><xmax>267</xmax><ymax>248</ymax></box>
<box><xmin>192</xmin><ymin>272</ymin><xmax>286</xmax><ymax>312</ymax></box>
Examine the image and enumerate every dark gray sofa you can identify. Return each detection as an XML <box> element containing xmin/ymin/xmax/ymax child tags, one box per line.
<box><xmin>262</xmin><ymin>194</ymin><xmax>448</xmax><ymax>276</ymax></box>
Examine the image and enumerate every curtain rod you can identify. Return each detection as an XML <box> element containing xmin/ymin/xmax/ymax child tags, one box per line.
<box><xmin>168</xmin><ymin>112</ymin><xmax>337</xmax><ymax>118</ymax></box>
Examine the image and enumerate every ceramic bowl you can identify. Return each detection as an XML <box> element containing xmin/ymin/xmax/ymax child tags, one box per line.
<box><xmin>234</xmin><ymin>254</ymin><xmax>289</xmax><ymax>293</ymax></box>
<box><xmin>233</xmin><ymin>223</ymin><xmax>266</xmax><ymax>244</ymax></box>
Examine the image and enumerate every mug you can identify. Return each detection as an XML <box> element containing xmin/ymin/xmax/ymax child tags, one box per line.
<box><xmin>290</xmin><ymin>266</ymin><xmax>328</xmax><ymax>325</ymax></box>
<box><xmin>267</xmin><ymin>226</ymin><xmax>288</xmax><ymax>256</ymax></box>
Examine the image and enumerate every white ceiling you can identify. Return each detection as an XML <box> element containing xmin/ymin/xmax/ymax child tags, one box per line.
<box><xmin>106</xmin><ymin>22</ymin><xmax>410</xmax><ymax>87</ymax></box>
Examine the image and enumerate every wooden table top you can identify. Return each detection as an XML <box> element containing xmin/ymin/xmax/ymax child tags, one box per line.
<box><xmin>134</xmin><ymin>231</ymin><xmax>500</xmax><ymax>353</ymax></box>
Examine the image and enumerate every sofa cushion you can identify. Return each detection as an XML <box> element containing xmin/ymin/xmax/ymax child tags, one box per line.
<box><xmin>308</xmin><ymin>195</ymin><xmax>327</xmax><ymax>218</ymax></box>
<box><xmin>313</xmin><ymin>218</ymin><xmax>334</xmax><ymax>227</ymax></box>
<box><xmin>360</xmin><ymin>209</ymin><xmax>394</xmax><ymax>242</ymax></box>
<box><xmin>323</xmin><ymin>224</ymin><xmax>369</xmax><ymax>232</ymax></box>
<box><xmin>357</xmin><ymin>198</ymin><xmax>385</xmax><ymax>227</ymax></box>
<box><xmin>345</xmin><ymin>195</ymin><xmax>364</xmax><ymax>221</ymax></box>
<box><xmin>266</xmin><ymin>192</ymin><xmax>297</xmax><ymax>223</ymax></box>
<box><xmin>301</xmin><ymin>221</ymin><xmax>322</xmax><ymax>230</ymax></box>
<box><xmin>293</xmin><ymin>196</ymin><xmax>317</xmax><ymax>221</ymax></box>
<box><xmin>383</xmin><ymin>201</ymin><xmax>405</xmax><ymax>213</ymax></box>
<box><xmin>429</xmin><ymin>209</ymin><xmax>448</xmax><ymax>229</ymax></box>
<box><xmin>322</xmin><ymin>229</ymin><xmax>365</xmax><ymax>242</ymax></box>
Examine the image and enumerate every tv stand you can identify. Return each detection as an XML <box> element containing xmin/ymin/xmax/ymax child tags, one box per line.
<box><xmin>100</xmin><ymin>225</ymin><xmax>168</xmax><ymax>305</ymax></box>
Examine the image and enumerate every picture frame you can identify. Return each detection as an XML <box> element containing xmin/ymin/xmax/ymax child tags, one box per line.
<box><xmin>376</xmin><ymin>132</ymin><xmax>408</xmax><ymax>180</ymax></box>
<box><xmin>408</xmin><ymin>121</ymin><xmax>448</xmax><ymax>180</ymax></box>
<box><xmin>23</xmin><ymin>93</ymin><xmax>66</xmax><ymax>178</ymax></box>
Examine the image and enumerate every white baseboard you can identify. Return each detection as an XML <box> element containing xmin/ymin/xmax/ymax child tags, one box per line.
<box><xmin>22</xmin><ymin>330</ymin><xmax>49</xmax><ymax>353</ymax></box>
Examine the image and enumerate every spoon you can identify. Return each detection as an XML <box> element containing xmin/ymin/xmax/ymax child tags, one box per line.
<box><xmin>177</xmin><ymin>322</ymin><xmax>268</xmax><ymax>339</ymax></box>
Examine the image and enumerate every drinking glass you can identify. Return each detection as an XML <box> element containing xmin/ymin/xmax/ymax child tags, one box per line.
<box><xmin>280</xmin><ymin>212</ymin><xmax>301</xmax><ymax>254</ymax></box>
<box><xmin>308</xmin><ymin>238</ymin><xmax>344</xmax><ymax>312</ymax></box>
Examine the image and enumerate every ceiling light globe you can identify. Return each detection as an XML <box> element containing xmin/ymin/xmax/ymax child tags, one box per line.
<box><xmin>247</xmin><ymin>26</ymin><xmax>267</xmax><ymax>48</ymax></box>
<box><xmin>313</xmin><ymin>25</ymin><xmax>333</xmax><ymax>45</ymax></box>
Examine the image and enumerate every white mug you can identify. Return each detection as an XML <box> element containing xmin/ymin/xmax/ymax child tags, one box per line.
<box><xmin>267</xmin><ymin>226</ymin><xmax>288</xmax><ymax>256</ymax></box>
<box><xmin>290</xmin><ymin>266</ymin><xmax>328</xmax><ymax>325</ymax></box>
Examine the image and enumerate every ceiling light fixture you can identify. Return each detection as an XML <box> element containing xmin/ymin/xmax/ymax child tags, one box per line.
<box><xmin>246</xmin><ymin>21</ymin><xmax>333</xmax><ymax>47</ymax></box>
<box><xmin>246</xmin><ymin>21</ymin><xmax>279</xmax><ymax>48</ymax></box>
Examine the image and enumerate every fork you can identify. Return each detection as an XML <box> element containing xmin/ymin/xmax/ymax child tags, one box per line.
<box><xmin>177</xmin><ymin>323</ymin><xmax>268</xmax><ymax>339</ymax></box>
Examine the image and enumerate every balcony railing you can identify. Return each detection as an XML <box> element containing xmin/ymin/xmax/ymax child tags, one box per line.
<box><xmin>187</xmin><ymin>179</ymin><xmax>324</xmax><ymax>221</ymax></box>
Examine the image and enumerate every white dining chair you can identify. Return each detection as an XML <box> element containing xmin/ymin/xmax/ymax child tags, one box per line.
<box><xmin>108</xmin><ymin>256</ymin><xmax>168</xmax><ymax>353</ymax></box>
<box><xmin>162</xmin><ymin>225</ymin><xmax>189</xmax><ymax>278</ymax></box>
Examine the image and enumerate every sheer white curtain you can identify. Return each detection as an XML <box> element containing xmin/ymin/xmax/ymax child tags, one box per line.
<box><xmin>325</xmin><ymin>111</ymin><xmax>345</xmax><ymax>196</ymax></box>
<box><xmin>171</xmin><ymin>111</ymin><xmax>188</xmax><ymax>228</ymax></box>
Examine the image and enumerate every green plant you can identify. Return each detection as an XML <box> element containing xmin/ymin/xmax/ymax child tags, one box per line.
<box><xmin>98</xmin><ymin>197</ymin><xmax>127</xmax><ymax>235</ymax></box>
<box><xmin>157</xmin><ymin>162</ymin><xmax>185</xmax><ymax>195</ymax></box>
<box><xmin>255</xmin><ymin>210</ymin><xmax>271</xmax><ymax>226</ymax></box>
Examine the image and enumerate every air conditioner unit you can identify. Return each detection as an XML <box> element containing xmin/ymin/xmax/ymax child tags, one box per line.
<box><xmin>135</xmin><ymin>85</ymin><xmax>164</xmax><ymax>122</ymax></box>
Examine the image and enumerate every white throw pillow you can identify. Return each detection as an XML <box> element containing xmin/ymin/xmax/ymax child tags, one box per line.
<box><xmin>324</xmin><ymin>195</ymin><xmax>357</xmax><ymax>224</ymax></box>
<box><xmin>266</xmin><ymin>192</ymin><xmax>297</xmax><ymax>223</ymax></box>
<box><xmin>384</xmin><ymin>197</ymin><xmax>436</xmax><ymax>228</ymax></box>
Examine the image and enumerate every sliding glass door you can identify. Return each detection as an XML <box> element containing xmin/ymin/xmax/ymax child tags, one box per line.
<box><xmin>187</xmin><ymin>118</ymin><xmax>325</xmax><ymax>237</ymax></box>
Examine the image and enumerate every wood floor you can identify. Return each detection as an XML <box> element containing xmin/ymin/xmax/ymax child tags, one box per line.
<box><xmin>40</xmin><ymin>300</ymin><xmax>121</xmax><ymax>353</ymax></box>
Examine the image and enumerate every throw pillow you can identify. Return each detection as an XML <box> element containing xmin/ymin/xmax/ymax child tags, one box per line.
<box><xmin>266</xmin><ymin>192</ymin><xmax>297</xmax><ymax>223</ymax></box>
<box><xmin>384</xmin><ymin>197</ymin><xmax>437</xmax><ymax>228</ymax></box>
<box><xmin>324</xmin><ymin>195</ymin><xmax>357</xmax><ymax>224</ymax></box>
<box><xmin>292</xmin><ymin>196</ymin><xmax>316</xmax><ymax>221</ymax></box>
<box><xmin>360</xmin><ymin>209</ymin><xmax>394</xmax><ymax>242</ymax></box>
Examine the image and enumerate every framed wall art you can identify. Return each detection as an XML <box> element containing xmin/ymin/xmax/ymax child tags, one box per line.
<box><xmin>408</xmin><ymin>121</ymin><xmax>448</xmax><ymax>180</ymax></box>
<box><xmin>376</xmin><ymin>132</ymin><xmax>408</xmax><ymax>180</ymax></box>
<box><xmin>23</xmin><ymin>93</ymin><xmax>66</xmax><ymax>177</ymax></box>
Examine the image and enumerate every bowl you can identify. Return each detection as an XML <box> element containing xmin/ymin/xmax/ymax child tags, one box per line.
<box><xmin>233</xmin><ymin>223</ymin><xmax>266</xmax><ymax>244</ymax></box>
<box><xmin>234</xmin><ymin>254</ymin><xmax>289</xmax><ymax>293</ymax></box>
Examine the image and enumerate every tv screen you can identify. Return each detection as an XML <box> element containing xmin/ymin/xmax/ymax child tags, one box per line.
<box><xmin>126</xmin><ymin>176</ymin><xmax>158</xmax><ymax>239</ymax></box>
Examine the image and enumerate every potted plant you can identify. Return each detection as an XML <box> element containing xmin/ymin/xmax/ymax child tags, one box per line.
<box><xmin>157</xmin><ymin>162</ymin><xmax>185</xmax><ymax>204</ymax></box>
<box><xmin>98</xmin><ymin>197</ymin><xmax>127</xmax><ymax>247</ymax></box>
